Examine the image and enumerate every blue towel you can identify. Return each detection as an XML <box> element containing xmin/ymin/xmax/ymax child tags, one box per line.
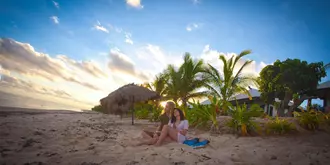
<box><xmin>183</xmin><ymin>138</ymin><xmax>199</xmax><ymax>146</ymax></box>
<box><xmin>192</xmin><ymin>140</ymin><xmax>210</xmax><ymax>149</ymax></box>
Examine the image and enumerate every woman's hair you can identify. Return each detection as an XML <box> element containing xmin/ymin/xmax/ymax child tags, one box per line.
<box><xmin>161</xmin><ymin>100</ymin><xmax>175</xmax><ymax>116</ymax></box>
<box><xmin>171</xmin><ymin>108</ymin><xmax>185</xmax><ymax>123</ymax></box>
<box><xmin>166</xmin><ymin>101</ymin><xmax>175</xmax><ymax>111</ymax></box>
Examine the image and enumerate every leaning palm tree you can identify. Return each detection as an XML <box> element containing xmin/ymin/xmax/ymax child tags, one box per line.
<box><xmin>143</xmin><ymin>73</ymin><xmax>167</xmax><ymax>96</ymax></box>
<box><xmin>164</xmin><ymin>53</ymin><xmax>209</xmax><ymax>107</ymax></box>
<box><xmin>324</xmin><ymin>62</ymin><xmax>330</xmax><ymax>70</ymax></box>
<box><xmin>141</xmin><ymin>73</ymin><xmax>168</xmax><ymax>107</ymax></box>
<box><xmin>203</xmin><ymin>50</ymin><xmax>254</xmax><ymax>112</ymax></box>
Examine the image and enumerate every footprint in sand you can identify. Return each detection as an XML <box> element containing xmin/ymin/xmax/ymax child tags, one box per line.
<box><xmin>22</xmin><ymin>138</ymin><xmax>40</xmax><ymax>148</ymax></box>
<box><xmin>23</xmin><ymin>161</ymin><xmax>44</xmax><ymax>165</ymax></box>
<box><xmin>125</xmin><ymin>161</ymin><xmax>139</xmax><ymax>165</ymax></box>
<box><xmin>172</xmin><ymin>161</ymin><xmax>186</xmax><ymax>165</ymax></box>
<box><xmin>81</xmin><ymin>162</ymin><xmax>102</xmax><ymax>165</ymax></box>
<box><xmin>33</xmin><ymin>131</ymin><xmax>43</xmax><ymax>136</ymax></box>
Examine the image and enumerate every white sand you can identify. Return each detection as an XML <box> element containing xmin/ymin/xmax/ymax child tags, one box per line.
<box><xmin>1</xmin><ymin>107</ymin><xmax>330</xmax><ymax>165</ymax></box>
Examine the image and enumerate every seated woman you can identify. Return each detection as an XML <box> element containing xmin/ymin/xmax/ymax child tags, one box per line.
<box><xmin>154</xmin><ymin>108</ymin><xmax>189</xmax><ymax>146</ymax></box>
<box><xmin>135</xmin><ymin>101</ymin><xmax>175</xmax><ymax>146</ymax></box>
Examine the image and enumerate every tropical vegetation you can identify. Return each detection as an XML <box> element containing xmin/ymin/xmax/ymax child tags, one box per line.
<box><xmin>203</xmin><ymin>50</ymin><xmax>255</xmax><ymax>115</ymax></box>
<box><xmin>92</xmin><ymin>50</ymin><xmax>329</xmax><ymax>136</ymax></box>
<box><xmin>226</xmin><ymin>103</ymin><xmax>263</xmax><ymax>136</ymax></box>
<box><xmin>265</xmin><ymin>117</ymin><xmax>295</xmax><ymax>135</ymax></box>
<box><xmin>162</xmin><ymin>53</ymin><xmax>209</xmax><ymax>106</ymax></box>
<box><xmin>293</xmin><ymin>109</ymin><xmax>324</xmax><ymax>131</ymax></box>
<box><xmin>258</xmin><ymin>59</ymin><xmax>326</xmax><ymax>116</ymax></box>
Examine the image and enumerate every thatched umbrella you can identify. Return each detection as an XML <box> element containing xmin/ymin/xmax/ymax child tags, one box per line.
<box><xmin>100</xmin><ymin>83</ymin><xmax>161</xmax><ymax>125</ymax></box>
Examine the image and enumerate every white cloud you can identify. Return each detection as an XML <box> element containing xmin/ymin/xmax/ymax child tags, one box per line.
<box><xmin>0</xmin><ymin>38</ymin><xmax>160</xmax><ymax>109</ymax></box>
<box><xmin>1</xmin><ymin>74</ymin><xmax>71</xmax><ymax>99</ymax></box>
<box><xmin>0</xmin><ymin>74</ymin><xmax>94</xmax><ymax>110</ymax></box>
<box><xmin>125</xmin><ymin>38</ymin><xmax>133</xmax><ymax>45</ymax></box>
<box><xmin>136</xmin><ymin>43</ymin><xmax>264</xmax><ymax>85</ymax></box>
<box><xmin>136</xmin><ymin>44</ymin><xmax>184</xmax><ymax>77</ymax></box>
<box><xmin>126</xmin><ymin>0</ymin><xmax>144</xmax><ymax>9</ymax></box>
<box><xmin>200</xmin><ymin>45</ymin><xmax>267</xmax><ymax>76</ymax></box>
<box><xmin>0</xmin><ymin>38</ymin><xmax>134</xmax><ymax>108</ymax></box>
<box><xmin>53</xmin><ymin>1</ymin><xmax>60</xmax><ymax>9</ymax></box>
<box><xmin>0</xmin><ymin>38</ymin><xmax>102</xmax><ymax>90</ymax></box>
<box><xmin>186</xmin><ymin>23</ymin><xmax>202</xmax><ymax>32</ymax></box>
<box><xmin>109</xmin><ymin>48</ymin><xmax>135</xmax><ymax>72</ymax></box>
<box><xmin>115</xmin><ymin>27</ymin><xmax>123</xmax><ymax>33</ymax></box>
<box><xmin>125</xmin><ymin>33</ymin><xmax>134</xmax><ymax>45</ymax></box>
<box><xmin>107</xmin><ymin>24</ymin><xmax>123</xmax><ymax>33</ymax></box>
<box><xmin>0</xmin><ymin>37</ymin><xmax>270</xmax><ymax>110</ymax></box>
<box><xmin>50</xmin><ymin>16</ymin><xmax>59</xmax><ymax>24</ymax></box>
<box><xmin>192</xmin><ymin>0</ymin><xmax>201</xmax><ymax>5</ymax></box>
<box><xmin>107</xmin><ymin>24</ymin><xmax>133</xmax><ymax>44</ymax></box>
<box><xmin>259</xmin><ymin>61</ymin><xmax>268</xmax><ymax>69</ymax></box>
<box><xmin>108</xmin><ymin>48</ymin><xmax>151</xmax><ymax>82</ymax></box>
<box><xmin>203</xmin><ymin>44</ymin><xmax>210</xmax><ymax>52</ymax></box>
<box><xmin>94</xmin><ymin>21</ymin><xmax>109</xmax><ymax>33</ymax></box>
<box><xmin>57</xmin><ymin>55</ymin><xmax>107</xmax><ymax>78</ymax></box>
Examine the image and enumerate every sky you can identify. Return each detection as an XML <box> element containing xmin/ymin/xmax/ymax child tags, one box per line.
<box><xmin>0</xmin><ymin>0</ymin><xmax>329</xmax><ymax>110</ymax></box>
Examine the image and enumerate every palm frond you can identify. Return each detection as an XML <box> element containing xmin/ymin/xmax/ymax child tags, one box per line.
<box><xmin>232</xmin><ymin>49</ymin><xmax>252</xmax><ymax>73</ymax></box>
<box><xmin>324</xmin><ymin>62</ymin><xmax>330</xmax><ymax>69</ymax></box>
<box><xmin>203</xmin><ymin>83</ymin><xmax>221</xmax><ymax>98</ymax></box>
<box><xmin>186</xmin><ymin>91</ymin><xmax>209</xmax><ymax>99</ymax></box>
<box><xmin>232</xmin><ymin>60</ymin><xmax>253</xmax><ymax>85</ymax></box>
<box><xmin>205</xmin><ymin>64</ymin><xmax>222</xmax><ymax>82</ymax></box>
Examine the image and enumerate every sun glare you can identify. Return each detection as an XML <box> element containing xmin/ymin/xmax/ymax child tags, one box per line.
<box><xmin>160</xmin><ymin>101</ymin><xmax>183</xmax><ymax>108</ymax></box>
<box><xmin>160</xmin><ymin>101</ymin><xmax>167</xmax><ymax>107</ymax></box>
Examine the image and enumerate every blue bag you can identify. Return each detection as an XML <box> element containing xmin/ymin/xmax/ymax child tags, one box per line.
<box><xmin>191</xmin><ymin>139</ymin><xmax>210</xmax><ymax>149</ymax></box>
<box><xmin>183</xmin><ymin>138</ymin><xmax>199</xmax><ymax>146</ymax></box>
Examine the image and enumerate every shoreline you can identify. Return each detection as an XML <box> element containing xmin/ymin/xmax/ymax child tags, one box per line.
<box><xmin>0</xmin><ymin>105</ymin><xmax>91</xmax><ymax>114</ymax></box>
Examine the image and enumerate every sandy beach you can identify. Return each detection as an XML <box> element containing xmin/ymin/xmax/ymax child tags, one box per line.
<box><xmin>1</xmin><ymin>106</ymin><xmax>330</xmax><ymax>165</ymax></box>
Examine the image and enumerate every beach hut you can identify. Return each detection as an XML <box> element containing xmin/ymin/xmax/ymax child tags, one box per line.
<box><xmin>100</xmin><ymin>83</ymin><xmax>161</xmax><ymax>125</ymax></box>
<box><xmin>316</xmin><ymin>81</ymin><xmax>330</xmax><ymax>108</ymax></box>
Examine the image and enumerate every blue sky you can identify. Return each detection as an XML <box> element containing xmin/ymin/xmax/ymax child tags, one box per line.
<box><xmin>0</xmin><ymin>0</ymin><xmax>329</xmax><ymax>109</ymax></box>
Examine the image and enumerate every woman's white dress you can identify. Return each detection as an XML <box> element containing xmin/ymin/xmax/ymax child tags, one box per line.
<box><xmin>168</xmin><ymin>120</ymin><xmax>189</xmax><ymax>143</ymax></box>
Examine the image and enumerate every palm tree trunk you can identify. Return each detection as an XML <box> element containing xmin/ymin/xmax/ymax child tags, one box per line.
<box><xmin>181</xmin><ymin>98</ymin><xmax>187</xmax><ymax>108</ymax></box>
<box><xmin>307</xmin><ymin>98</ymin><xmax>312</xmax><ymax>110</ymax></box>
<box><xmin>278</xmin><ymin>91</ymin><xmax>292</xmax><ymax>117</ymax></box>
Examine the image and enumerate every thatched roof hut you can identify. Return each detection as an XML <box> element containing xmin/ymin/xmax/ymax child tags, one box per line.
<box><xmin>100</xmin><ymin>83</ymin><xmax>161</xmax><ymax>124</ymax></box>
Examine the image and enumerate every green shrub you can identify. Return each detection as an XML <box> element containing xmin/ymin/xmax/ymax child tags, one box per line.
<box><xmin>207</xmin><ymin>96</ymin><xmax>222</xmax><ymax>115</ymax></box>
<box><xmin>133</xmin><ymin>102</ymin><xmax>152</xmax><ymax>119</ymax></box>
<box><xmin>135</xmin><ymin>108</ymin><xmax>149</xmax><ymax>119</ymax></box>
<box><xmin>322</xmin><ymin>113</ymin><xmax>330</xmax><ymax>131</ymax></box>
<box><xmin>324</xmin><ymin>113</ymin><xmax>330</xmax><ymax>125</ymax></box>
<box><xmin>91</xmin><ymin>105</ymin><xmax>104</xmax><ymax>113</ymax></box>
<box><xmin>185</xmin><ymin>101</ymin><xmax>218</xmax><ymax>131</ymax></box>
<box><xmin>265</xmin><ymin>117</ymin><xmax>295</xmax><ymax>135</ymax></box>
<box><xmin>294</xmin><ymin>109</ymin><xmax>324</xmax><ymax>131</ymax></box>
<box><xmin>149</xmin><ymin>106</ymin><xmax>163</xmax><ymax>122</ymax></box>
<box><xmin>226</xmin><ymin>103</ymin><xmax>260</xmax><ymax>136</ymax></box>
<box><xmin>249</xmin><ymin>103</ymin><xmax>264</xmax><ymax>117</ymax></box>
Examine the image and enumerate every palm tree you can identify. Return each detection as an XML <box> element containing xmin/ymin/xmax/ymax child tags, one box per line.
<box><xmin>164</xmin><ymin>53</ymin><xmax>209</xmax><ymax>107</ymax></box>
<box><xmin>325</xmin><ymin>62</ymin><xmax>330</xmax><ymax>70</ymax></box>
<box><xmin>143</xmin><ymin>73</ymin><xmax>167</xmax><ymax>96</ymax></box>
<box><xmin>141</xmin><ymin>73</ymin><xmax>168</xmax><ymax>107</ymax></box>
<box><xmin>203</xmin><ymin>50</ymin><xmax>254</xmax><ymax>112</ymax></box>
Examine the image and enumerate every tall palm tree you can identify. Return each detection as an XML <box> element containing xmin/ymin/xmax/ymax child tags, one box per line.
<box><xmin>325</xmin><ymin>62</ymin><xmax>330</xmax><ymax>70</ymax></box>
<box><xmin>141</xmin><ymin>73</ymin><xmax>168</xmax><ymax>107</ymax></box>
<box><xmin>143</xmin><ymin>73</ymin><xmax>167</xmax><ymax>97</ymax></box>
<box><xmin>203</xmin><ymin>50</ymin><xmax>254</xmax><ymax>112</ymax></box>
<box><xmin>164</xmin><ymin>53</ymin><xmax>209</xmax><ymax>107</ymax></box>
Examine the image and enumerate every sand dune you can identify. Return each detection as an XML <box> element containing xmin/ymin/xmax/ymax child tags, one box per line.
<box><xmin>1</xmin><ymin>107</ymin><xmax>330</xmax><ymax>165</ymax></box>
